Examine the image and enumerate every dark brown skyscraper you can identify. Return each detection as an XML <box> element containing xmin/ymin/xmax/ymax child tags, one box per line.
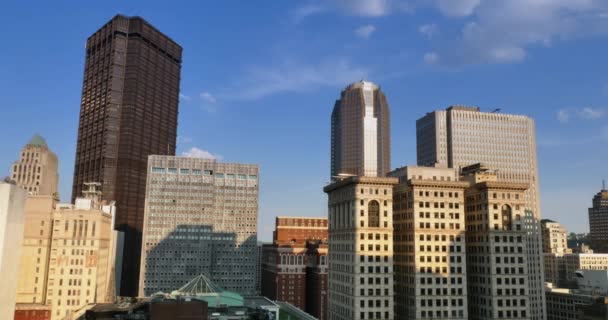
<box><xmin>330</xmin><ymin>81</ymin><xmax>390</xmax><ymax>179</ymax></box>
<box><xmin>72</xmin><ymin>15</ymin><xmax>182</xmax><ymax>296</ymax></box>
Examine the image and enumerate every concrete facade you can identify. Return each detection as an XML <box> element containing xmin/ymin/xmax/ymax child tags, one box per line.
<box><xmin>0</xmin><ymin>182</ymin><xmax>27</xmax><ymax>318</ymax></box>
<box><xmin>325</xmin><ymin>176</ymin><xmax>397</xmax><ymax>320</ymax></box>
<box><xmin>11</xmin><ymin>134</ymin><xmax>58</xmax><ymax>197</ymax></box>
<box><xmin>139</xmin><ymin>156</ymin><xmax>259</xmax><ymax>297</ymax></box>
<box><xmin>541</xmin><ymin>219</ymin><xmax>571</xmax><ymax>254</ymax></box>
<box><xmin>462</xmin><ymin>169</ymin><xmax>531</xmax><ymax>320</ymax></box>
<box><xmin>416</xmin><ymin>106</ymin><xmax>545</xmax><ymax>320</ymax></box>
<box><xmin>390</xmin><ymin>166</ymin><xmax>469</xmax><ymax>320</ymax></box>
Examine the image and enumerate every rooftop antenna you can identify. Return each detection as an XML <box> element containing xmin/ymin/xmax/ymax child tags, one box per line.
<box><xmin>603</xmin><ymin>179</ymin><xmax>606</xmax><ymax>191</ymax></box>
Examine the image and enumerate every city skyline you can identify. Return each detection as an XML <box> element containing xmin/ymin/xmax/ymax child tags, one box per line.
<box><xmin>1</xmin><ymin>1</ymin><xmax>608</xmax><ymax>242</ymax></box>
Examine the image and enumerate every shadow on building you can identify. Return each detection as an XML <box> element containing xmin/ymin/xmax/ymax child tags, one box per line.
<box><xmin>141</xmin><ymin>224</ymin><xmax>257</xmax><ymax>297</ymax></box>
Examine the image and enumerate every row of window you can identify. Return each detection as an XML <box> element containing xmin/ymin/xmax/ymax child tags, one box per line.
<box><xmin>151</xmin><ymin>167</ymin><xmax>257</xmax><ymax>180</ymax></box>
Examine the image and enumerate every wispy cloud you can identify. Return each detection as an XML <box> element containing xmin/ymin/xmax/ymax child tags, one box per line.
<box><xmin>292</xmin><ymin>3</ymin><xmax>327</xmax><ymax>22</ymax></box>
<box><xmin>419</xmin><ymin>23</ymin><xmax>440</xmax><ymax>39</ymax></box>
<box><xmin>557</xmin><ymin>107</ymin><xmax>606</xmax><ymax>123</ymax></box>
<box><xmin>355</xmin><ymin>25</ymin><xmax>376</xmax><ymax>39</ymax></box>
<box><xmin>179</xmin><ymin>93</ymin><xmax>192</xmax><ymax>102</ymax></box>
<box><xmin>200</xmin><ymin>92</ymin><xmax>217</xmax><ymax>104</ymax></box>
<box><xmin>177</xmin><ymin>135</ymin><xmax>193</xmax><ymax>145</ymax></box>
<box><xmin>181</xmin><ymin>147</ymin><xmax>222</xmax><ymax>160</ymax></box>
<box><xmin>422</xmin><ymin>1</ymin><xmax>608</xmax><ymax>66</ymax></box>
<box><xmin>225</xmin><ymin>58</ymin><xmax>369</xmax><ymax>100</ymax></box>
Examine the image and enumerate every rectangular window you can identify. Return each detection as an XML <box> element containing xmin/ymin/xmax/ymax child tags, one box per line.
<box><xmin>167</xmin><ymin>168</ymin><xmax>177</xmax><ymax>174</ymax></box>
<box><xmin>237</xmin><ymin>174</ymin><xmax>246</xmax><ymax>179</ymax></box>
<box><xmin>227</xmin><ymin>174</ymin><xmax>235</xmax><ymax>179</ymax></box>
<box><xmin>151</xmin><ymin>167</ymin><xmax>165</xmax><ymax>173</ymax></box>
<box><xmin>180</xmin><ymin>169</ymin><xmax>190</xmax><ymax>174</ymax></box>
<box><xmin>216</xmin><ymin>173</ymin><xmax>225</xmax><ymax>178</ymax></box>
<box><xmin>192</xmin><ymin>169</ymin><xmax>202</xmax><ymax>175</ymax></box>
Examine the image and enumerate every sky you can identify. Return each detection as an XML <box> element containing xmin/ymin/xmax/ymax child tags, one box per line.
<box><xmin>0</xmin><ymin>0</ymin><xmax>607</xmax><ymax>241</ymax></box>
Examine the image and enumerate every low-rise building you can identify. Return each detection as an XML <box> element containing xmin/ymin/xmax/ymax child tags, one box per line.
<box><xmin>541</xmin><ymin>219</ymin><xmax>571</xmax><ymax>254</ymax></box>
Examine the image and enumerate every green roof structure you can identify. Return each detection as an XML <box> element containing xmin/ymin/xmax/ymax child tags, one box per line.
<box><xmin>27</xmin><ymin>133</ymin><xmax>48</xmax><ymax>147</ymax></box>
<box><xmin>169</xmin><ymin>274</ymin><xmax>244</xmax><ymax>308</ymax></box>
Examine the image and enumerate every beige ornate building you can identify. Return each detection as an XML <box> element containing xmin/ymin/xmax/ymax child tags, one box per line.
<box><xmin>324</xmin><ymin>176</ymin><xmax>397</xmax><ymax>320</ymax></box>
<box><xmin>11</xmin><ymin>134</ymin><xmax>59</xmax><ymax>197</ymax></box>
<box><xmin>15</xmin><ymin>183</ymin><xmax>121</xmax><ymax>320</ymax></box>
<box><xmin>541</xmin><ymin>219</ymin><xmax>571</xmax><ymax>254</ymax></box>
<box><xmin>390</xmin><ymin>166</ymin><xmax>469</xmax><ymax>319</ymax></box>
<box><xmin>462</xmin><ymin>165</ymin><xmax>531</xmax><ymax>320</ymax></box>
<box><xmin>139</xmin><ymin>156</ymin><xmax>259</xmax><ymax>297</ymax></box>
<box><xmin>0</xmin><ymin>182</ymin><xmax>27</xmax><ymax>317</ymax></box>
<box><xmin>417</xmin><ymin>107</ymin><xmax>545</xmax><ymax>320</ymax></box>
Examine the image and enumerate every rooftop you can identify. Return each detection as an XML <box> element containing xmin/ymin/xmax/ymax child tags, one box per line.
<box><xmin>27</xmin><ymin>133</ymin><xmax>47</xmax><ymax>147</ymax></box>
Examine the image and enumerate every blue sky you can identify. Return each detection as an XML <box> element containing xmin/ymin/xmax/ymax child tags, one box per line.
<box><xmin>1</xmin><ymin>0</ymin><xmax>607</xmax><ymax>241</ymax></box>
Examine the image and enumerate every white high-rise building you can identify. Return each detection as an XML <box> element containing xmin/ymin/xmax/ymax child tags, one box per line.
<box><xmin>139</xmin><ymin>156</ymin><xmax>259</xmax><ymax>296</ymax></box>
<box><xmin>0</xmin><ymin>182</ymin><xmax>27</xmax><ymax>317</ymax></box>
<box><xmin>416</xmin><ymin>106</ymin><xmax>546</xmax><ymax>320</ymax></box>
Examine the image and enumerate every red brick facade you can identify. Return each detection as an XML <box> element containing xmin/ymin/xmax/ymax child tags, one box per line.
<box><xmin>14</xmin><ymin>304</ymin><xmax>51</xmax><ymax>320</ymax></box>
<box><xmin>262</xmin><ymin>217</ymin><xmax>328</xmax><ymax>319</ymax></box>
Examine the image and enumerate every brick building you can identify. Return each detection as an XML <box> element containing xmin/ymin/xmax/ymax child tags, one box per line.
<box><xmin>261</xmin><ymin>217</ymin><xmax>328</xmax><ymax>320</ymax></box>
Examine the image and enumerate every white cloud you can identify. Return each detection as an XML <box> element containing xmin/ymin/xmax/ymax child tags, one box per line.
<box><xmin>292</xmin><ymin>3</ymin><xmax>327</xmax><ymax>22</ymax></box>
<box><xmin>557</xmin><ymin>109</ymin><xmax>570</xmax><ymax>123</ymax></box>
<box><xmin>181</xmin><ymin>147</ymin><xmax>222</xmax><ymax>160</ymax></box>
<box><xmin>419</xmin><ymin>24</ymin><xmax>439</xmax><ymax>39</ymax></box>
<box><xmin>227</xmin><ymin>58</ymin><xmax>368</xmax><ymax>100</ymax></box>
<box><xmin>200</xmin><ymin>92</ymin><xmax>217</xmax><ymax>104</ymax></box>
<box><xmin>179</xmin><ymin>93</ymin><xmax>191</xmax><ymax>102</ymax></box>
<box><xmin>557</xmin><ymin>107</ymin><xmax>606</xmax><ymax>123</ymax></box>
<box><xmin>423</xmin><ymin>0</ymin><xmax>608</xmax><ymax>65</ymax></box>
<box><xmin>355</xmin><ymin>25</ymin><xmax>376</xmax><ymax>39</ymax></box>
<box><xmin>434</xmin><ymin>0</ymin><xmax>481</xmax><ymax>17</ymax></box>
<box><xmin>335</xmin><ymin>0</ymin><xmax>392</xmax><ymax>16</ymax></box>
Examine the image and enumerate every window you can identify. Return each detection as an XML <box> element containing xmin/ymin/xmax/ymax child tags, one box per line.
<box><xmin>216</xmin><ymin>173</ymin><xmax>225</xmax><ymax>178</ymax></box>
<box><xmin>180</xmin><ymin>169</ymin><xmax>189</xmax><ymax>174</ymax></box>
<box><xmin>502</xmin><ymin>205</ymin><xmax>512</xmax><ymax>230</ymax></box>
<box><xmin>227</xmin><ymin>174</ymin><xmax>235</xmax><ymax>179</ymax></box>
<box><xmin>167</xmin><ymin>168</ymin><xmax>177</xmax><ymax>174</ymax></box>
<box><xmin>192</xmin><ymin>169</ymin><xmax>202</xmax><ymax>175</ymax></box>
<box><xmin>151</xmin><ymin>167</ymin><xmax>165</xmax><ymax>173</ymax></box>
<box><xmin>368</xmin><ymin>200</ymin><xmax>380</xmax><ymax>228</ymax></box>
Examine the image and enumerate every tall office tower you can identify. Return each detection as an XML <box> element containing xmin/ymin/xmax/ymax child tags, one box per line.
<box><xmin>71</xmin><ymin>14</ymin><xmax>182</xmax><ymax>296</ymax></box>
<box><xmin>11</xmin><ymin>134</ymin><xmax>58</xmax><ymax>196</ymax></box>
<box><xmin>261</xmin><ymin>217</ymin><xmax>328</xmax><ymax>319</ymax></box>
<box><xmin>331</xmin><ymin>81</ymin><xmax>390</xmax><ymax>178</ymax></box>
<box><xmin>541</xmin><ymin>219</ymin><xmax>571</xmax><ymax>254</ymax></box>
<box><xmin>324</xmin><ymin>176</ymin><xmax>397</xmax><ymax>320</ymax></box>
<box><xmin>389</xmin><ymin>166</ymin><xmax>469</xmax><ymax>320</ymax></box>
<box><xmin>45</xmin><ymin>183</ymin><xmax>121</xmax><ymax>320</ymax></box>
<box><xmin>0</xmin><ymin>182</ymin><xmax>27</xmax><ymax>317</ymax></box>
<box><xmin>139</xmin><ymin>156</ymin><xmax>259</xmax><ymax>297</ymax></box>
<box><xmin>461</xmin><ymin>165</ymin><xmax>531</xmax><ymax>320</ymax></box>
<box><xmin>589</xmin><ymin>183</ymin><xmax>608</xmax><ymax>253</ymax></box>
<box><xmin>416</xmin><ymin>106</ymin><xmax>545</xmax><ymax>320</ymax></box>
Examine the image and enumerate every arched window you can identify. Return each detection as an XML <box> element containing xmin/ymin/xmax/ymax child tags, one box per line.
<box><xmin>501</xmin><ymin>205</ymin><xmax>512</xmax><ymax>230</ymax></box>
<box><xmin>368</xmin><ymin>200</ymin><xmax>380</xmax><ymax>228</ymax></box>
<box><xmin>281</xmin><ymin>255</ymin><xmax>287</xmax><ymax>265</ymax></box>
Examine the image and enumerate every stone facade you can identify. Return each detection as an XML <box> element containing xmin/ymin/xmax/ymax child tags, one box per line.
<box><xmin>11</xmin><ymin>134</ymin><xmax>58</xmax><ymax>197</ymax></box>
<box><xmin>139</xmin><ymin>156</ymin><xmax>259</xmax><ymax>296</ymax></box>
<box><xmin>541</xmin><ymin>220</ymin><xmax>571</xmax><ymax>254</ymax></box>
<box><xmin>390</xmin><ymin>166</ymin><xmax>469</xmax><ymax>319</ymax></box>
<box><xmin>325</xmin><ymin>176</ymin><xmax>397</xmax><ymax>320</ymax></box>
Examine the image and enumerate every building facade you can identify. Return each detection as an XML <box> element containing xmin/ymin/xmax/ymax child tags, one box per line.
<box><xmin>589</xmin><ymin>186</ymin><xmax>608</xmax><ymax>253</ymax></box>
<box><xmin>541</xmin><ymin>219</ymin><xmax>571</xmax><ymax>254</ymax></box>
<box><xmin>71</xmin><ymin>14</ymin><xmax>182</xmax><ymax>296</ymax></box>
<box><xmin>416</xmin><ymin>106</ymin><xmax>545</xmax><ymax>319</ymax></box>
<box><xmin>11</xmin><ymin>134</ymin><xmax>59</xmax><ymax>197</ymax></box>
<box><xmin>389</xmin><ymin>166</ymin><xmax>469</xmax><ymax>320</ymax></box>
<box><xmin>139</xmin><ymin>156</ymin><xmax>259</xmax><ymax>297</ymax></box>
<box><xmin>260</xmin><ymin>217</ymin><xmax>328</xmax><ymax>319</ymax></box>
<box><xmin>46</xmin><ymin>183</ymin><xmax>121</xmax><ymax>320</ymax></box>
<box><xmin>0</xmin><ymin>182</ymin><xmax>27</xmax><ymax>317</ymax></box>
<box><xmin>544</xmin><ymin>253</ymin><xmax>608</xmax><ymax>287</ymax></box>
<box><xmin>331</xmin><ymin>81</ymin><xmax>390</xmax><ymax>178</ymax></box>
<box><xmin>462</xmin><ymin>167</ymin><xmax>531</xmax><ymax>320</ymax></box>
<box><xmin>324</xmin><ymin>176</ymin><xmax>397</xmax><ymax>320</ymax></box>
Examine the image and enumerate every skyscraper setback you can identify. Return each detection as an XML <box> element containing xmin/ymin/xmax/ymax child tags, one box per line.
<box><xmin>71</xmin><ymin>14</ymin><xmax>182</xmax><ymax>296</ymax></box>
<box><xmin>331</xmin><ymin>81</ymin><xmax>390</xmax><ymax>178</ymax></box>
